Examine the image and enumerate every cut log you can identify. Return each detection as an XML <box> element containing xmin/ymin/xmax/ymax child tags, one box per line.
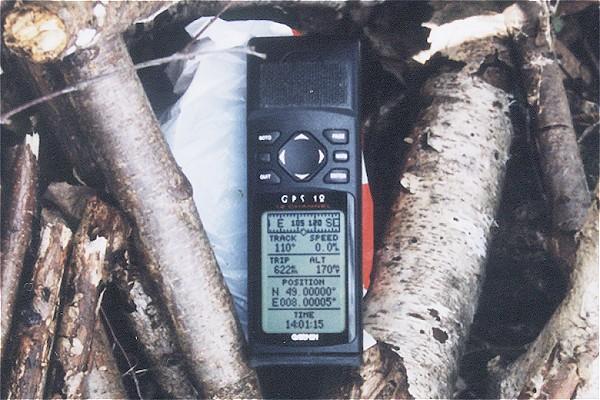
<box><xmin>82</xmin><ymin>318</ymin><xmax>127</xmax><ymax>400</ymax></box>
<box><xmin>1</xmin><ymin>131</ymin><xmax>39</xmax><ymax>358</ymax></box>
<box><xmin>46</xmin><ymin>197</ymin><xmax>116</xmax><ymax>399</ymax></box>
<box><xmin>36</xmin><ymin>35</ymin><xmax>259</xmax><ymax>397</ymax></box>
<box><xmin>2</xmin><ymin>1</ymin><xmax>175</xmax><ymax>63</ymax></box>
<box><xmin>514</xmin><ymin>1</ymin><xmax>591</xmax><ymax>233</ymax></box>
<box><xmin>5</xmin><ymin>209</ymin><xmax>72</xmax><ymax>400</ymax></box>
<box><xmin>325</xmin><ymin>4</ymin><xmax>518</xmax><ymax>398</ymax></box>
<box><xmin>490</xmin><ymin>189</ymin><xmax>598</xmax><ymax>398</ymax></box>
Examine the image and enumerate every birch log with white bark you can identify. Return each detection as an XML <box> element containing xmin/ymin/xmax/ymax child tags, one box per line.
<box><xmin>360</xmin><ymin>74</ymin><xmax>513</xmax><ymax>400</ymax></box>
<box><xmin>326</xmin><ymin>4</ymin><xmax>522</xmax><ymax>398</ymax></box>
<box><xmin>1</xmin><ymin>131</ymin><xmax>39</xmax><ymax>358</ymax></box>
<box><xmin>5</xmin><ymin>210</ymin><xmax>72</xmax><ymax>400</ymax></box>
<box><xmin>31</xmin><ymin>35</ymin><xmax>259</xmax><ymax>397</ymax></box>
<box><xmin>490</xmin><ymin>190</ymin><xmax>598</xmax><ymax>399</ymax></box>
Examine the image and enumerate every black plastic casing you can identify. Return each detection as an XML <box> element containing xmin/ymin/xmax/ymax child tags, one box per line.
<box><xmin>246</xmin><ymin>36</ymin><xmax>362</xmax><ymax>367</ymax></box>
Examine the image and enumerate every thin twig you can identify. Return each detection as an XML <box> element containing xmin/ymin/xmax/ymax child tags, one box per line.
<box><xmin>0</xmin><ymin>46</ymin><xmax>265</xmax><ymax>125</ymax></box>
<box><xmin>184</xmin><ymin>1</ymin><xmax>233</xmax><ymax>51</ymax></box>
<box><xmin>578</xmin><ymin>121</ymin><xmax>599</xmax><ymax>144</ymax></box>
<box><xmin>100</xmin><ymin>306</ymin><xmax>144</xmax><ymax>400</ymax></box>
<box><xmin>583</xmin><ymin>36</ymin><xmax>600</xmax><ymax>75</ymax></box>
<box><xmin>548</xmin><ymin>0</ymin><xmax>561</xmax><ymax>16</ymax></box>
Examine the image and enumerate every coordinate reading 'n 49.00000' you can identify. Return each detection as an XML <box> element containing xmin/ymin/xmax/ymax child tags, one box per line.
<box><xmin>261</xmin><ymin>210</ymin><xmax>346</xmax><ymax>334</ymax></box>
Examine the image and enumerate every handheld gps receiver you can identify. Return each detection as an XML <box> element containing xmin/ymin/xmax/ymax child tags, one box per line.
<box><xmin>247</xmin><ymin>36</ymin><xmax>362</xmax><ymax>366</ymax></box>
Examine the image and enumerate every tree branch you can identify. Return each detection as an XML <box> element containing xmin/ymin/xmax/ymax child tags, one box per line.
<box><xmin>36</xmin><ymin>34</ymin><xmax>260</xmax><ymax>397</ymax></box>
<box><xmin>1</xmin><ymin>130</ymin><xmax>39</xmax><ymax>357</ymax></box>
<box><xmin>5</xmin><ymin>210</ymin><xmax>72</xmax><ymax>400</ymax></box>
<box><xmin>46</xmin><ymin>197</ymin><xmax>124</xmax><ymax>399</ymax></box>
<box><xmin>514</xmin><ymin>1</ymin><xmax>591</xmax><ymax>233</ymax></box>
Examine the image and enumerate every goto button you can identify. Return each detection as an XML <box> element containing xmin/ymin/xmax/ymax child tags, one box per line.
<box><xmin>258</xmin><ymin>171</ymin><xmax>280</xmax><ymax>184</ymax></box>
<box><xmin>324</xmin><ymin>169</ymin><xmax>349</xmax><ymax>183</ymax></box>
<box><xmin>324</xmin><ymin>129</ymin><xmax>348</xmax><ymax>144</ymax></box>
<box><xmin>257</xmin><ymin>131</ymin><xmax>280</xmax><ymax>144</ymax></box>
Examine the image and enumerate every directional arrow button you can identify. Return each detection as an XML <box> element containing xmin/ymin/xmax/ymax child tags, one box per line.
<box><xmin>278</xmin><ymin>149</ymin><xmax>286</xmax><ymax>165</ymax></box>
<box><xmin>277</xmin><ymin>131</ymin><xmax>327</xmax><ymax>182</ymax></box>
<box><xmin>318</xmin><ymin>149</ymin><xmax>325</xmax><ymax>164</ymax></box>
<box><xmin>294</xmin><ymin>133</ymin><xmax>310</xmax><ymax>141</ymax></box>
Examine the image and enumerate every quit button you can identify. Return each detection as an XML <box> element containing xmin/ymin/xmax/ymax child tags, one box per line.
<box><xmin>258</xmin><ymin>171</ymin><xmax>280</xmax><ymax>184</ymax></box>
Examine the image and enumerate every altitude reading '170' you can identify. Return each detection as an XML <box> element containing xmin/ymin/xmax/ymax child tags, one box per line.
<box><xmin>261</xmin><ymin>210</ymin><xmax>346</xmax><ymax>334</ymax></box>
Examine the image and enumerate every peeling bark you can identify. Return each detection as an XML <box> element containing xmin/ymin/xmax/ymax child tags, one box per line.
<box><xmin>514</xmin><ymin>1</ymin><xmax>591</xmax><ymax>233</ymax></box>
<box><xmin>328</xmin><ymin>5</ymin><xmax>515</xmax><ymax>396</ymax></box>
<box><xmin>46</xmin><ymin>197</ymin><xmax>116</xmax><ymax>399</ymax></box>
<box><xmin>5</xmin><ymin>209</ymin><xmax>72</xmax><ymax>400</ymax></box>
<box><xmin>490</xmin><ymin>190</ymin><xmax>599</xmax><ymax>399</ymax></box>
<box><xmin>82</xmin><ymin>319</ymin><xmax>127</xmax><ymax>400</ymax></box>
<box><xmin>1</xmin><ymin>131</ymin><xmax>39</xmax><ymax>358</ymax></box>
<box><xmin>37</xmin><ymin>35</ymin><xmax>259</xmax><ymax>397</ymax></box>
<box><xmin>3</xmin><ymin>1</ymin><xmax>175</xmax><ymax>63</ymax></box>
<box><xmin>42</xmin><ymin>183</ymin><xmax>130</xmax><ymax>253</ymax></box>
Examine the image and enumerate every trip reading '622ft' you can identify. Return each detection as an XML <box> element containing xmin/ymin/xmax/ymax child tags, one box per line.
<box><xmin>261</xmin><ymin>210</ymin><xmax>346</xmax><ymax>333</ymax></box>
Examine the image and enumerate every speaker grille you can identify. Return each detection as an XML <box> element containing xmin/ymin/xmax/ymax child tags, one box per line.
<box><xmin>259</xmin><ymin>62</ymin><xmax>349</xmax><ymax>108</ymax></box>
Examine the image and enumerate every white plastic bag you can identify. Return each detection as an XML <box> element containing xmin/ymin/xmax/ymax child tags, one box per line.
<box><xmin>160</xmin><ymin>18</ymin><xmax>293</xmax><ymax>334</ymax></box>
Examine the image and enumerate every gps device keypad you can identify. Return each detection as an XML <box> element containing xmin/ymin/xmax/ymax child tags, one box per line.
<box><xmin>255</xmin><ymin>128</ymin><xmax>352</xmax><ymax>185</ymax></box>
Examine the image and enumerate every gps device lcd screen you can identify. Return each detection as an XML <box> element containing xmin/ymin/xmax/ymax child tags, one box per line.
<box><xmin>261</xmin><ymin>210</ymin><xmax>346</xmax><ymax>333</ymax></box>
